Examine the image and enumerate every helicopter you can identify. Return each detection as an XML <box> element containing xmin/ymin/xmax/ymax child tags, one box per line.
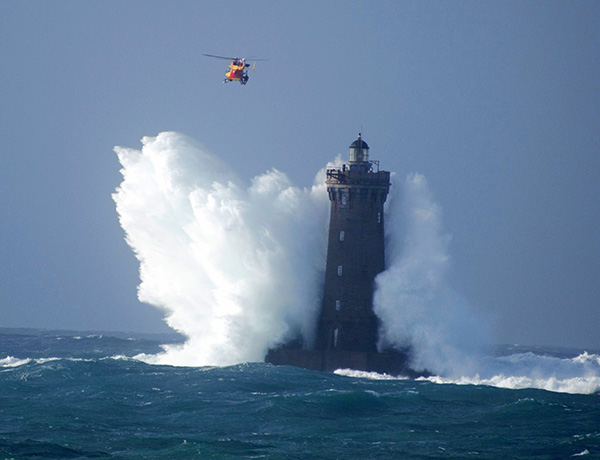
<box><xmin>203</xmin><ymin>54</ymin><xmax>267</xmax><ymax>85</ymax></box>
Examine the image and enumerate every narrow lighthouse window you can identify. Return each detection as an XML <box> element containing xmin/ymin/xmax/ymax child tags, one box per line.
<box><xmin>341</xmin><ymin>194</ymin><xmax>347</xmax><ymax>205</ymax></box>
<box><xmin>377</xmin><ymin>212</ymin><xmax>381</xmax><ymax>223</ymax></box>
<box><xmin>335</xmin><ymin>300</ymin><xmax>341</xmax><ymax>311</ymax></box>
<box><xmin>337</xmin><ymin>265</ymin><xmax>343</xmax><ymax>276</ymax></box>
<box><xmin>339</xmin><ymin>231</ymin><xmax>345</xmax><ymax>241</ymax></box>
<box><xmin>333</xmin><ymin>328</ymin><xmax>339</xmax><ymax>348</ymax></box>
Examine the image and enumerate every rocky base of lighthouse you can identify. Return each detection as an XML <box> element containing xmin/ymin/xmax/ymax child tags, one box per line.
<box><xmin>265</xmin><ymin>347</ymin><xmax>423</xmax><ymax>378</ymax></box>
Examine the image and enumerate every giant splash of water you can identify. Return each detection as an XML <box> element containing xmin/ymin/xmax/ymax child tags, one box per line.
<box><xmin>114</xmin><ymin>132</ymin><xmax>600</xmax><ymax>393</ymax></box>
<box><xmin>113</xmin><ymin>132</ymin><xmax>329</xmax><ymax>366</ymax></box>
<box><xmin>374</xmin><ymin>173</ymin><xmax>490</xmax><ymax>377</ymax></box>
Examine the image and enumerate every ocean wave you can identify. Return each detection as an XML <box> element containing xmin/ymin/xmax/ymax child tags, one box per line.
<box><xmin>0</xmin><ymin>355</ymin><xmax>132</xmax><ymax>369</ymax></box>
<box><xmin>572</xmin><ymin>351</ymin><xmax>600</xmax><ymax>366</ymax></box>
<box><xmin>334</xmin><ymin>368</ymin><xmax>408</xmax><ymax>380</ymax></box>
<box><xmin>132</xmin><ymin>353</ymin><xmax>166</xmax><ymax>365</ymax></box>
<box><xmin>337</xmin><ymin>369</ymin><xmax>600</xmax><ymax>394</ymax></box>
<box><xmin>334</xmin><ymin>352</ymin><xmax>600</xmax><ymax>394</ymax></box>
<box><xmin>33</xmin><ymin>357</ymin><xmax>61</xmax><ymax>364</ymax></box>
<box><xmin>421</xmin><ymin>374</ymin><xmax>600</xmax><ymax>395</ymax></box>
<box><xmin>0</xmin><ymin>356</ymin><xmax>31</xmax><ymax>368</ymax></box>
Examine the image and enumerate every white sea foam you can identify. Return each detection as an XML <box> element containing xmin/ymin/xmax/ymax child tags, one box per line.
<box><xmin>437</xmin><ymin>351</ymin><xmax>600</xmax><ymax>394</ymax></box>
<box><xmin>0</xmin><ymin>356</ymin><xmax>82</xmax><ymax>368</ymax></box>
<box><xmin>34</xmin><ymin>357</ymin><xmax>61</xmax><ymax>364</ymax></box>
<box><xmin>340</xmin><ymin>352</ymin><xmax>600</xmax><ymax>394</ymax></box>
<box><xmin>334</xmin><ymin>369</ymin><xmax>408</xmax><ymax>380</ymax></box>
<box><xmin>423</xmin><ymin>373</ymin><xmax>600</xmax><ymax>395</ymax></box>
<box><xmin>114</xmin><ymin>132</ymin><xmax>600</xmax><ymax>394</ymax></box>
<box><xmin>0</xmin><ymin>356</ymin><xmax>31</xmax><ymax>368</ymax></box>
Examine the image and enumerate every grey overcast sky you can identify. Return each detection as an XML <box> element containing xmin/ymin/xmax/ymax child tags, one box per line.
<box><xmin>1</xmin><ymin>1</ymin><xmax>599</xmax><ymax>348</ymax></box>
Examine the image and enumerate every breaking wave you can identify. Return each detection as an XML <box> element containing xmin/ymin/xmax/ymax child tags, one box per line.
<box><xmin>114</xmin><ymin>132</ymin><xmax>329</xmax><ymax>366</ymax></box>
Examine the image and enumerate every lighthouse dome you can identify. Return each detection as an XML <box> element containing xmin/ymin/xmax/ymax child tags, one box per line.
<box><xmin>349</xmin><ymin>138</ymin><xmax>369</xmax><ymax>150</ymax></box>
<box><xmin>349</xmin><ymin>134</ymin><xmax>369</xmax><ymax>163</ymax></box>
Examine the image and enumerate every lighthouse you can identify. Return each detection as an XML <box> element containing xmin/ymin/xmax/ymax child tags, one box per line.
<box><xmin>317</xmin><ymin>134</ymin><xmax>388</xmax><ymax>354</ymax></box>
<box><xmin>266</xmin><ymin>135</ymin><xmax>411</xmax><ymax>375</ymax></box>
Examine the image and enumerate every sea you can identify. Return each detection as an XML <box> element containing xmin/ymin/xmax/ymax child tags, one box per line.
<box><xmin>1</xmin><ymin>329</ymin><xmax>598</xmax><ymax>459</ymax></box>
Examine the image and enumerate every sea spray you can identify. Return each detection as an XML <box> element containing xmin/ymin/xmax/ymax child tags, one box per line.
<box><xmin>372</xmin><ymin>175</ymin><xmax>600</xmax><ymax>391</ymax></box>
<box><xmin>374</xmin><ymin>173</ymin><xmax>491</xmax><ymax>376</ymax></box>
<box><xmin>113</xmin><ymin>132</ymin><xmax>329</xmax><ymax>366</ymax></box>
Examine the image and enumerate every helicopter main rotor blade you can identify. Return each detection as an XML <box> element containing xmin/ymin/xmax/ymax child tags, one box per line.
<box><xmin>203</xmin><ymin>54</ymin><xmax>237</xmax><ymax>61</ymax></box>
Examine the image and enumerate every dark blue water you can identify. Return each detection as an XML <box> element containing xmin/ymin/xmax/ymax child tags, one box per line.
<box><xmin>1</xmin><ymin>330</ymin><xmax>598</xmax><ymax>459</ymax></box>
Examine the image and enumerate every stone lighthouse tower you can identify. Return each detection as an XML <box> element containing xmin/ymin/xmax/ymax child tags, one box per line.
<box><xmin>266</xmin><ymin>134</ymin><xmax>411</xmax><ymax>375</ymax></box>
<box><xmin>317</xmin><ymin>134</ymin><xmax>389</xmax><ymax>354</ymax></box>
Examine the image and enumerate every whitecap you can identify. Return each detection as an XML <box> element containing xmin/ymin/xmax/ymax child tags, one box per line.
<box><xmin>334</xmin><ymin>368</ymin><xmax>408</xmax><ymax>380</ymax></box>
<box><xmin>421</xmin><ymin>372</ymin><xmax>600</xmax><ymax>395</ymax></box>
<box><xmin>0</xmin><ymin>356</ymin><xmax>31</xmax><ymax>368</ymax></box>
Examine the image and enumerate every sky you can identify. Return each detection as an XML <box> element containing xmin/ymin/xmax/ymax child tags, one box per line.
<box><xmin>1</xmin><ymin>0</ymin><xmax>599</xmax><ymax>349</ymax></box>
